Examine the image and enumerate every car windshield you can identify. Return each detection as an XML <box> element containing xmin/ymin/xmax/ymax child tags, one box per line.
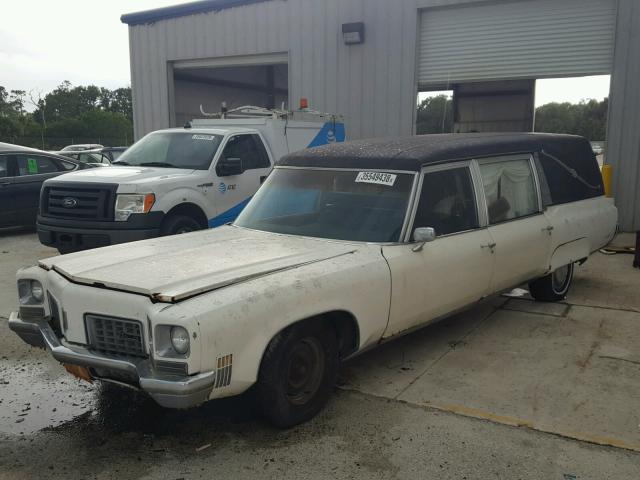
<box><xmin>113</xmin><ymin>132</ymin><xmax>223</xmax><ymax>169</ymax></box>
<box><xmin>234</xmin><ymin>168</ymin><xmax>415</xmax><ymax>242</ymax></box>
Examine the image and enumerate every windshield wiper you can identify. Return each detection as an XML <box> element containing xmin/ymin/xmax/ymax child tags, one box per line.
<box><xmin>140</xmin><ymin>162</ymin><xmax>177</xmax><ymax>168</ymax></box>
<box><xmin>111</xmin><ymin>160</ymin><xmax>130</xmax><ymax>165</ymax></box>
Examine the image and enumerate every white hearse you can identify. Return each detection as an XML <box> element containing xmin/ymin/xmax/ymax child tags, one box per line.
<box><xmin>10</xmin><ymin>133</ymin><xmax>616</xmax><ymax>427</ymax></box>
<box><xmin>36</xmin><ymin>107</ymin><xmax>345</xmax><ymax>253</ymax></box>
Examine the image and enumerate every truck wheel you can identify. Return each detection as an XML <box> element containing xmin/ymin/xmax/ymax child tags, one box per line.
<box><xmin>256</xmin><ymin>320</ymin><xmax>339</xmax><ymax>428</ymax></box>
<box><xmin>160</xmin><ymin>215</ymin><xmax>203</xmax><ymax>236</ymax></box>
<box><xmin>529</xmin><ymin>263</ymin><xmax>574</xmax><ymax>302</ymax></box>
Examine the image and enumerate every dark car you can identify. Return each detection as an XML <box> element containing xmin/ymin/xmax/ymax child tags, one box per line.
<box><xmin>0</xmin><ymin>143</ymin><xmax>91</xmax><ymax>229</ymax></box>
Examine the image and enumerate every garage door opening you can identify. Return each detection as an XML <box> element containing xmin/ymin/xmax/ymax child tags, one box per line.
<box><xmin>416</xmin><ymin>90</ymin><xmax>453</xmax><ymax>134</ymax></box>
<box><xmin>172</xmin><ymin>62</ymin><xmax>288</xmax><ymax>127</ymax></box>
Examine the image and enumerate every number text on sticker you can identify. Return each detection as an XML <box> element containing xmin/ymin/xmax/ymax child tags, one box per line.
<box><xmin>355</xmin><ymin>171</ymin><xmax>397</xmax><ymax>186</ymax></box>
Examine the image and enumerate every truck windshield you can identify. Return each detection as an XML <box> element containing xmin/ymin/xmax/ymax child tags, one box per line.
<box><xmin>234</xmin><ymin>168</ymin><xmax>415</xmax><ymax>242</ymax></box>
<box><xmin>113</xmin><ymin>132</ymin><xmax>223</xmax><ymax>169</ymax></box>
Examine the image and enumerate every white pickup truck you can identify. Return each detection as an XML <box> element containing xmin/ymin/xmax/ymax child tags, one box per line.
<box><xmin>10</xmin><ymin>133</ymin><xmax>616</xmax><ymax>428</ymax></box>
<box><xmin>36</xmin><ymin>108</ymin><xmax>345</xmax><ymax>253</ymax></box>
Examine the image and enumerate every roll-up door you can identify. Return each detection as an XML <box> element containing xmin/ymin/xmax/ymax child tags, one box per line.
<box><xmin>418</xmin><ymin>0</ymin><xmax>617</xmax><ymax>87</ymax></box>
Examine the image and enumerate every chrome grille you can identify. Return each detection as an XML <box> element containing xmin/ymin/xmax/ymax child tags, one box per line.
<box><xmin>41</xmin><ymin>183</ymin><xmax>117</xmax><ymax>221</ymax></box>
<box><xmin>85</xmin><ymin>314</ymin><xmax>146</xmax><ymax>357</ymax></box>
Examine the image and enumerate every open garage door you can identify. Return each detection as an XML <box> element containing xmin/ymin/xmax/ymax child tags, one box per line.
<box><xmin>170</xmin><ymin>53</ymin><xmax>288</xmax><ymax>127</ymax></box>
<box><xmin>418</xmin><ymin>0</ymin><xmax>617</xmax><ymax>88</ymax></box>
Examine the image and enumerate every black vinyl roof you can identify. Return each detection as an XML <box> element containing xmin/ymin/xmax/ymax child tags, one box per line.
<box><xmin>278</xmin><ymin>133</ymin><xmax>595</xmax><ymax>172</ymax></box>
<box><xmin>121</xmin><ymin>0</ymin><xmax>272</xmax><ymax>25</ymax></box>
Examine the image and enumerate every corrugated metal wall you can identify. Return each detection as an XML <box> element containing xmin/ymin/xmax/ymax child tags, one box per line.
<box><xmin>418</xmin><ymin>0</ymin><xmax>617</xmax><ymax>86</ymax></box>
<box><xmin>606</xmin><ymin>0</ymin><xmax>640</xmax><ymax>231</ymax></box>
<box><xmin>128</xmin><ymin>0</ymin><xmax>423</xmax><ymax>141</ymax></box>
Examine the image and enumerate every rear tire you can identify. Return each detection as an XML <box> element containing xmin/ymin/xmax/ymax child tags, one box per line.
<box><xmin>529</xmin><ymin>263</ymin><xmax>574</xmax><ymax>302</ymax></box>
<box><xmin>160</xmin><ymin>214</ymin><xmax>203</xmax><ymax>236</ymax></box>
<box><xmin>256</xmin><ymin>320</ymin><xmax>339</xmax><ymax>428</ymax></box>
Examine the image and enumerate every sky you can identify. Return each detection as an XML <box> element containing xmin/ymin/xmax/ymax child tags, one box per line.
<box><xmin>1</xmin><ymin>1</ymin><xmax>611</xmax><ymax>108</ymax></box>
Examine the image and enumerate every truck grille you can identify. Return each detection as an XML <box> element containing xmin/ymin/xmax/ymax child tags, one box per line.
<box><xmin>41</xmin><ymin>183</ymin><xmax>117</xmax><ymax>221</ymax></box>
<box><xmin>85</xmin><ymin>314</ymin><xmax>146</xmax><ymax>357</ymax></box>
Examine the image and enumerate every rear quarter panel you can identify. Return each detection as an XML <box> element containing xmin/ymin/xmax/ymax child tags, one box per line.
<box><xmin>545</xmin><ymin>196</ymin><xmax>617</xmax><ymax>270</ymax></box>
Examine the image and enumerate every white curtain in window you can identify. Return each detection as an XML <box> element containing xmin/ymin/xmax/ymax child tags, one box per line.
<box><xmin>480</xmin><ymin>160</ymin><xmax>538</xmax><ymax>220</ymax></box>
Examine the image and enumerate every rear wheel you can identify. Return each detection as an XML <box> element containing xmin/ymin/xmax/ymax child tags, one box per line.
<box><xmin>160</xmin><ymin>214</ymin><xmax>203</xmax><ymax>236</ymax></box>
<box><xmin>529</xmin><ymin>263</ymin><xmax>574</xmax><ymax>302</ymax></box>
<box><xmin>256</xmin><ymin>320</ymin><xmax>338</xmax><ymax>428</ymax></box>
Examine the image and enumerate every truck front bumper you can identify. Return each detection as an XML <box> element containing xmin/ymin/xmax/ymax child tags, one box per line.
<box><xmin>37</xmin><ymin>212</ymin><xmax>165</xmax><ymax>252</ymax></box>
<box><xmin>8</xmin><ymin>311</ymin><xmax>215</xmax><ymax>409</ymax></box>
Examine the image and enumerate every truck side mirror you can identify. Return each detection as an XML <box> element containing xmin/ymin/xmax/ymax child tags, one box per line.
<box><xmin>217</xmin><ymin>157</ymin><xmax>243</xmax><ymax>177</ymax></box>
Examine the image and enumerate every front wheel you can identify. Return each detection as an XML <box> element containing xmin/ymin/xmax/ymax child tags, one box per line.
<box><xmin>529</xmin><ymin>263</ymin><xmax>574</xmax><ymax>302</ymax></box>
<box><xmin>256</xmin><ymin>320</ymin><xmax>339</xmax><ymax>428</ymax></box>
<box><xmin>160</xmin><ymin>214</ymin><xmax>203</xmax><ymax>236</ymax></box>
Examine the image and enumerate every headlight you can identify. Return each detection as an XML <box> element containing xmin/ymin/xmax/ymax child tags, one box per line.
<box><xmin>170</xmin><ymin>326</ymin><xmax>190</xmax><ymax>354</ymax></box>
<box><xmin>115</xmin><ymin>193</ymin><xmax>155</xmax><ymax>221</ymax></box>
<box><xmin>18</xmin><ymin>280</ymin><xmax>45</xmax><ymax>305</ymax></box>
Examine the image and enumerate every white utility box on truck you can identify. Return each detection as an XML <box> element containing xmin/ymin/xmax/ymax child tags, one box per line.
<box><xmin>36</xmin><ymin>107</ymin><xmax>345</xmax><ymax>253</ymax></box>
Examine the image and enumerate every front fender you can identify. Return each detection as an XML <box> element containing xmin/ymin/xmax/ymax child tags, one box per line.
<box><xmin>152</xmin><ymin>187</ymin><xmax>212</xmax><ymax>219</ymax></box>
<box><xmin>177</xmin><ymin>246</ymin><xmax>391</xmax><ymax>399</ymax></box>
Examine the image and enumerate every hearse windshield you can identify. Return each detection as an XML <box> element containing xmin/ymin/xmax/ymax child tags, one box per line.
<box><xmin>234</xmin><ymin>168</ymin><xmax>415</xmax><ymax>242</ymax></box>
<box><xmin>113</xmin><ymin>132</ymin><xmax>223</xmax><ymax>169</ymax></box>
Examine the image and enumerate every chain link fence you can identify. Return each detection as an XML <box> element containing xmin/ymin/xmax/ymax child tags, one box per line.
<box><xmin>2</xmin><ymin>136</ymin><xmax>133</xmax><ymax>151</ymax></box>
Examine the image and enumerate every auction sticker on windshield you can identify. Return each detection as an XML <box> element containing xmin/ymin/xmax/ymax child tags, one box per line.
<box><xmin>355</xmin><ymin>171</ymin><xmax>397</xmax><ymax>186</ymax></box>
<box><xmin>192</xmin><ymin>134</ymin><xmax>216</xmax><ymax>141</ymax></box>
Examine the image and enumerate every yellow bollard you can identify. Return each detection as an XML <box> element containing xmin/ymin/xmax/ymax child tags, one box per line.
<box><xmin>601</xmin><ymin>164</ymin><xmax>613</xmax><ymax>198</ymax></box>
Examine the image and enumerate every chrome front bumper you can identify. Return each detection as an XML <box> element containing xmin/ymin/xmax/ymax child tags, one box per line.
<box><xmin>8</xmin><ymin>311</ymin><xmax>215</xmax><ymax>409</ymax></box>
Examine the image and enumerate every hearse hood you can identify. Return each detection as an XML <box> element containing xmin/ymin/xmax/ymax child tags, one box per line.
<box><xmin>38</xmin><ymin>226</ymin><xmax>357</xmax><ymax>302</ymax></box>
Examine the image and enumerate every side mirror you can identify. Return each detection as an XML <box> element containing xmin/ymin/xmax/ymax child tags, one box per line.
<box><xmin>412</xmin><ymin>227</ymin><xmax>436</xmax><ymax>252</ymax></box>
<box><xmin>217</xmin><ymin>157</ymin><xmax>243</xmax><ymax>177</ymax></box>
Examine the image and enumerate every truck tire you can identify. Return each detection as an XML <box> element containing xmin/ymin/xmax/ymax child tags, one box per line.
<box><xmin>529</xmin><ymin>263</ymin><xmax>574</xmax><ymax>302</ymax></box>
<box><xmin>256</xmin><ymin>320</ymin><xmax>339</xmax><ymax>428</ymax></box>
<box><xmin>160</xmin><ymin>214</ymin><xmax>203</xmax><ymax>236</ymax></box>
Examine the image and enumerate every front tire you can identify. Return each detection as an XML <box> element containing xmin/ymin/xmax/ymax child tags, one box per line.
<box><xmin>256</xmin><ymin>320</ymin><xmax>339</xmax><ymax>428</ymax></box>
<box><xmin>160</xmin><ymin>214</ymin><xmax>203</xmax><ymax>236</ymax></box>
<box><xmin>529</xmin><ymin>263</ymin><xmax>574</xmax><ymax>302</ymax></box>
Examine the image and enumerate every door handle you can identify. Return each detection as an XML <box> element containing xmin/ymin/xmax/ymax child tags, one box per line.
<box><xmin>0</xmin><ymin>181</ymin><xmax>11</xmax><ymax>187</ymax></box>
<box><xmin>481</xmin><ymin>242</ymin><xmax>497</xmax><ymax>252</ymax></box>
<box><xmin>542</xmin><ymin>225</ymin><xmax>554</xmax><ymax>235</ymax></box>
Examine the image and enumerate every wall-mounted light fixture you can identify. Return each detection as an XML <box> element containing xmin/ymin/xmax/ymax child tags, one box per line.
<box><xmin>342</xmin><ymin>22</ymin><xmax>365</xmax><ymax>45</ymax></box>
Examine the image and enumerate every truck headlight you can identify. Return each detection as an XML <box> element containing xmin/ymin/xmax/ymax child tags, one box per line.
<box><xmin>170</xmin><ymin>326</ymin><xmax>190</xmax><ymax>354</ymax></box>
<box><xmin>18</xmin><ymin>280</ymin><xmax>44</xmax><ymax>305</ymax></box>
<box><xmin>115</xmin><ymin>193</ymin><xmax>155</xmax><ymax>221</ymax></box>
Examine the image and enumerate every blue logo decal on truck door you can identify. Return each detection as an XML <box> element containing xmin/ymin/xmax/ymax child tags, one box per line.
<box><xmin>208</xmin><ymin>197</ymin><xmax>252</xmax><ymax>228</ymax></box>
<box><xmin>307</xmin><ymin>122</ymin><xmax>346</xmax><ymax>148</ymax></box>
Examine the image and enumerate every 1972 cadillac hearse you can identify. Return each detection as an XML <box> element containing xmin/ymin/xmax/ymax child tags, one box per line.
<box><xmin>9</xmin><ymin>133</ymin><xmax>617</xmax><ymax>427</ymax></box>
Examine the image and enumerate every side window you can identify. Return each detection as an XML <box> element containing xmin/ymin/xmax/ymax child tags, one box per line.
<box><xmin>0</xmin><ymin>156</ymin><xmax>8</xmax><ymax>178</ymax></box>
<box><xmin>479</xmin><ymin>158</ymin><xmax>539</xmax><ymax>224</ymax></box>
<box><xmin>60</xmin><ymin>160</ymin><xmax>77</xmax><ymax>171</ymax></box>
<box><xmin>413</xmin><ymin>167</ymin><xmax>479</xmax><ymax>237</ymax></box>
<box><xmin>219</xmin><ymin>134</ymin><xmax>270</xmax><ymax>173</ymax></box>
<box><xmin>16</xmin><ymin>155</ymin><xmax>63</xmax><ymax>176</ymax></box>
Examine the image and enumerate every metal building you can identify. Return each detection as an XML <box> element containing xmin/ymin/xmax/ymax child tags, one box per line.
<box><xmin>122</xmin><ymin>0</ymin><xmax>640</xmax><ymax>231</ymax></box>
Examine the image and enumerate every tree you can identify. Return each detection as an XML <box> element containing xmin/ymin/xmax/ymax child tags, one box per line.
<box><xmin>416</xmin><ymin>95</ymin><xmax>454</xmax><ymax>134</ymax></box>
<box><xmin>535</xmin><ymin>98</ymin><xmax>608</xmax><ymax>141</ymax></box>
